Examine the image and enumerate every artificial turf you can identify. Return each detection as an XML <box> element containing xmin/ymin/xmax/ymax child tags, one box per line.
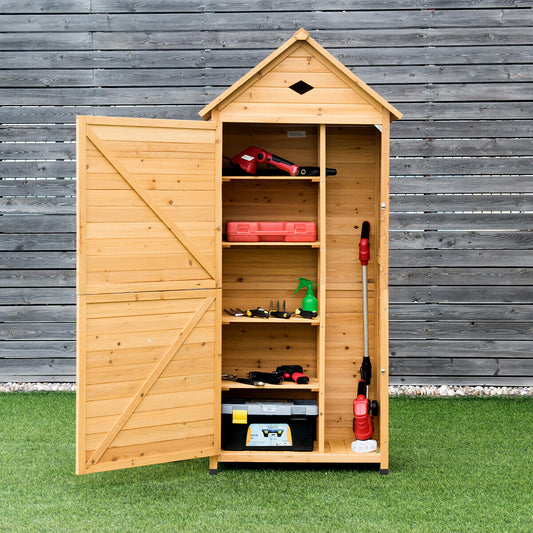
<box><xmin>0</xmin><ymin>393</ymin><xmax>531</xmax><ymax>532</ymax></box>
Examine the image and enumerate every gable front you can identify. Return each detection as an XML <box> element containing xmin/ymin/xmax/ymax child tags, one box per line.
<box><xmin>212</xmin><ymin>41</ymin><xmax>384</xmax><ymax>124</ymax></box>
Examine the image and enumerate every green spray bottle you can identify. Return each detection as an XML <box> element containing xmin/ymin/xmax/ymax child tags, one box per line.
<box><xmin>294</xmin><ymin>278</ymin><xmax>318</xmax><ymax>312</ymax></box>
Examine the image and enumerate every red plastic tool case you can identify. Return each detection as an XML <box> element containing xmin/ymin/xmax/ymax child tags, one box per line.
<box><xmin>226</xmin><ymin>222</ymin><xmax>317</xmax><ymax>242</ymax></box>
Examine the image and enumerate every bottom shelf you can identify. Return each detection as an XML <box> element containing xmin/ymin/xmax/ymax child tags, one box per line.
<box><xmin>217</xmin><ymin>439</ymin><xmax>381</xmax><ymax>464</ymax></box>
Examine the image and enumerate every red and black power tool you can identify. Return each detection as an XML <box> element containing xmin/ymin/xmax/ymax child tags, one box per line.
<box><xmin>231</xmin><ymin>146</ymin><xmax>299</xmax><ymax>176</ymax></box>
<box><xmin>230</xmin><ymin>146</ymin><xmax>337</xmax><ymax>177</ymax></box>
<box><xmin>352</xmin><ymin>221</ymin><xmax>379</xmax><ymax>441</ymax></box>
<box><xmin>353</xmin><ymin>380</ymin><xmax>378</xmax><ymax>440</ymax></box>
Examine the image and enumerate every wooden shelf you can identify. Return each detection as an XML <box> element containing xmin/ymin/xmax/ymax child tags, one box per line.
<box><xmin>222</xmin><ymin>241</ymin><xmax>320</xmax><ymax>248</ymax></box>
<box><xmin>221</xmin><ymin>377</ymin><xmax>320</xmax><ymax>391</ymax></box>
<box><xmin>218</xmin><ymin>440</ymin><xmax>381</xmax><ymax>463</ymax></box>
<box><xmin>223</xmin><ymin>175</ymin><xmax>320</xmax><ymax>182</ymax></box>
<box><xmin>222</xmin><ymin>315</ymin><xmax>319</xmax><ymax>325</ymax></box>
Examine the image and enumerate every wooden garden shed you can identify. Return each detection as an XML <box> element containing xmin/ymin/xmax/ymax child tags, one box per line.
<box><xmin>76</xmin><ymin>28</ymin><xmax>401</xmax><ymax>475</ymax></box>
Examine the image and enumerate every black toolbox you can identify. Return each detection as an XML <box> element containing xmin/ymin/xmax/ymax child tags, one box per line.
<box><xmin>221</xmin><ymin>399</ymin><xmax>318</xmax><ymax>451</ymax></box>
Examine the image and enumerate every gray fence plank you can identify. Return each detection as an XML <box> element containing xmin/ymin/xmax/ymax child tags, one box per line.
<box><xmin>390</xmin><ymin>304</ymin><xmax>533</xmax><ymax>321</ymax></box>
<box><xmin>0</xmin><ymin>323</ymin><xmax>76</xmax><ymax>341</ymax></box>
<box><xmin>391</xmin><ymin>194</ymin><xmax>533</xmax><ymax>212</ymax></box>
<box><xmin>0</xmin><ymin>252</ymin><xmax>75</xmax><ymax>269</ymax></box>
<box><xmin>0</xmin><ymin>234</ymin><xmax>75</xmax><ymax>252</ymax></box>
<box><xmin>0</xmin><ymin>306</ymin><xmax>75</xmax><ymax>322</ymax></box>
<box><xmin>0</xmin><ymin>216</ymin><xmax>76</xmax><ymax>233</ymax></box>
<box><xmin>0</xmin><ymin>288</ymin><xmax>75</xmax><ymax>305</ymax></box>
<box><xmin>391</xmin><ymin>250</ymin><xmax>533</xmax><ymax>268</ymax></box>
<box><xmin>390</xmin><ymin>286</ymin><xmax>533</xmax><ymax>304</ymax></box>
<box><xmin>2</xmin><ymin>10</ymin><xmax>531</xmax><ymax>33</ymax></box>
<box><xmin>0</xmin><ymin>271</ymin><xmax>75</xmax><ymax>288</ymax></box>
<box><xmin>390</xmin><ymin>321</ymin><xmax>533</xmax><ymax>340</ymax></box>
<box><xmin>389</xmin><ymin>231</ymin><xmax>533</xmax><ymax>250</ymax></box>
<box><xmin>390</xmin><ymin>213</ymin><xmax>532</xmax><ymax>231</ymax></box>
<box><xmin>389</xmin><ymin>340</ymin><xmax>532</xmax><ymax>358</ymax></box>
<box><xmin>0</xmin><ymin>341</ymin><xmax>75</xmax><ymax>358</ymax></box>
<box><xmin>389</xmin><ymin>267</ymin><xmax>532</xmax><ymax>286</ymax></box>
<box><xmin>391</xmin><ymin>176</ymin><xmax>533</xmax><ymax>194</ymax></box>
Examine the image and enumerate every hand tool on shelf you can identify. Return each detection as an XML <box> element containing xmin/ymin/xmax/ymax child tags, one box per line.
<box><xmin>269</xmin><ymin>300</ymin><xmax>291</xmax><ymax>319</ymax></box>
<box><xmin>276</xmin><ymin>364</ymin><xmax>310</xmax><ymax>384</ymax></box>
<box><xmin>250</xmin><ymin>364</ymin><xmax>310</xmax><ymax>385</ymax></box>
<box><xmin>224</xmin><ymin>307</ymin><xmax>269</xmax><ymax>319</ymax></box>
<box><xmin>245</xmin><ymin>307</ymin><xmax>269</xmax><ymax>319</ymax></box>
<box><xmin>294</xmin><ymin>308</ymin><xmax>318</xmax><ymax>319</ymax></box>
<box><xmin>229</xmin><ymin>146</ymin><xmax>336</xmax><ymax>177</ymax></box>
<box><xmin>222</xmin><ymin>374</ymin><xmax>265</xmax><ymax>387</ymax></box>
<box><xmin>224</xmin><ymin>308</ymin><xmax>245</xmax><ymax>317</ymax></box>
<box><xmin>248</xmin><ymin>371</ymin><xmax>284</xmax><ymax>385</ymax></box>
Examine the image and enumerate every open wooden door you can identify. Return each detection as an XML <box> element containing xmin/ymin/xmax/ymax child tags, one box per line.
<box><xmin>76</xmin><ymin>116</ymin><xmax>221</xmax><ymax>474</ymax></box>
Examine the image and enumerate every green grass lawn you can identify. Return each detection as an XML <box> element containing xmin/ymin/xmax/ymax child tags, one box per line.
<box><xmin>0</xmin><ymin>393</ymin><xmax>531</xmax><ymax>533</ymax></box>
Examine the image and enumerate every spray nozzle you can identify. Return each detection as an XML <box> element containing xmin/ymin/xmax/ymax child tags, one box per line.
<box><xmin>294</xmin><ymin>277</ymin><xmax>315</xmax><ymax>294</ymax></box>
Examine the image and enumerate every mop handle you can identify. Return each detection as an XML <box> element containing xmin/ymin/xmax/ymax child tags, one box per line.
<box><xmin>359</xmin><ymin>222</ymin><xmax>370</xmax><ymax>360</ymax></box>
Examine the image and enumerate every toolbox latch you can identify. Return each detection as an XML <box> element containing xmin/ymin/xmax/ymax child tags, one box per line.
<box><xmin>232</xmin><ymin>409</ymin><xmax>248</xmax><ymax>425</ymax></box>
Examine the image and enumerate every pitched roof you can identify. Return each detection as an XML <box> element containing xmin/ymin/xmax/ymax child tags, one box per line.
<box><xmin>199</xmin><ymin>28</ymin><xmax>402</xmax><ymax>122</ymax></box>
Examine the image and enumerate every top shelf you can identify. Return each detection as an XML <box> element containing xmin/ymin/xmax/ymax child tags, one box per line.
<box><xmin>222</xmin><ymin>175</ymin><xmax>320</xmax><ymax>182</ymax></box>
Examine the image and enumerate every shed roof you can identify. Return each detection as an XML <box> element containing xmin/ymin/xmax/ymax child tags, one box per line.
<box><xmin>199</xmin><ymin>28</ymin><xmax>402</xmax><ymax>123</ymax></box>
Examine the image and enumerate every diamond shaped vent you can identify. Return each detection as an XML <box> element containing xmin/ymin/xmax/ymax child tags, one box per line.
<box><xmin>289</xmin><ymin>80</ymin><xmax>314</xmax><ymax>95</ymax></box>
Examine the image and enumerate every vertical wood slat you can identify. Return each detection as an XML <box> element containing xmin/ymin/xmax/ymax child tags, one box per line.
<box><xmin>378</xmin><ymin>110</ymin><xmax>391</xmax><ymax>471</ymax></box>
<box><xmin>318</xmin><ymin>124</ymin><xmax>327</xmax><ymax>454</ymax></box>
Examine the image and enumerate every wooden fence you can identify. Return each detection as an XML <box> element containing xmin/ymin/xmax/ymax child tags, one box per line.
<box><xmin>0</xmin><ymin>1</ymin><xmax>532</xmax><ymax>384</ymax></box>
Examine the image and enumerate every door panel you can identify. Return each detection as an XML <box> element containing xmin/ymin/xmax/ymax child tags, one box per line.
<box><xmin>76</xmin><ymin>116</ymin><xmax>220</xmax><ymax>474</ymax></box>
<box><xmin>78</xmin><ymin>116</ymin><xmax>219</xmax><ymax>295</ymax></box>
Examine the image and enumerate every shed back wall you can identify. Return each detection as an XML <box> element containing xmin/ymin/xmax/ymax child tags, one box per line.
<box><xmin>0</xmin><ymin>1</ymin><xmax>532</xmax><ymax>385</ymax></box>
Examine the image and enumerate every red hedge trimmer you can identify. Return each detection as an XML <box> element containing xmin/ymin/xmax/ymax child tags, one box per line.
<box><xmin>352</xmin><ymin>221</ymin><xmax>379</xmax><ymax>452</ymax></box>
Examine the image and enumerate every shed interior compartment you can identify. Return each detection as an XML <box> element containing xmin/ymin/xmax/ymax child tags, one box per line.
<box><xmin>219</xmin><ymin>122</ymin><xmax>385</xmax><ymax>459</ymax></box>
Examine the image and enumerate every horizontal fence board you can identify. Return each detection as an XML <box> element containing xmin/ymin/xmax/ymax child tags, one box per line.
<box><xmin>390</xmin><ymin>321</ymin><xmax>533</xmax><ymax>340</ymax></box>
<box><xmin>390</xmin><ymin>340</ymin><xmax>532</xmax><ymax>358</ymax></box>
<box><xmin>1</xmin><ymin>65</ymin><xmax>526</xmax><ymax>88</ymax></box>
<box><xmin>389</xmin><ymin>376</ymin><xmax>533</xmax><ymax>386</ymax></box>
<box><xmin>389</xmin><ymin>267</ymin><xmax>532</xmax><ymax>286</ymax></box>
<box><xmin>390</xmin><ymin>194</ymin><xmax>533</xmax><ymax>212</ymax></box>
<box><xmin>88</xmin><ymin>1</ymin><xmax>533</xmax><ymax>13</ymax></box>
<box><xmin>390</xmin><ymin>286</ymin><xmax>533</xmax><ymax>304</ymax></box>
<box><xmin>0</xmin><ymin>358</ymin><xmax>75</xmax><ymax>378</ymax></box>
<box><xmin>0</xmin><ymin>323</ymin><xmax>76</xmax><ymax>341</ymax></box>
<box><xmin>389</xmin><ymin>357</ymin><xmax>533</xmax><ymax>376</ymax></box>
<box><xmin>0</xmin><ymin>288</ymin><xmax>75</xmax><ymax>305</ymax></box>
<box><xmin>0</xmin><ymin>180</ymin><xmax>76</xmax><ymax>197</ymax></box>
<box><xmin>0</xmin><ymin>234</ymin><xmax>75</xmax><ymax>252</ymax></box>
<box><xmin>390</xmin><ymin>250</ymin><xmax>533</xmax><ymax>268</ymax></box>
<box><xmin>0</xmin><ymin>198</ymin><xmax>76</xmax><ymax>215</ymax></box>
<box><xmin>391</xmin><ymin>138</ymin><xmax>533</xmax><ymax>157</ymax></box>
<box><xmin>0</xmin><ymin>216</ymin><xmax>76</xmax><ymax>233</ymax></box>
<box><xmin>391</xmin><ymin>176</ymin><xmax>533</xmax><ymax>194</ymax></box>
<box><xmin>391</xmin><ymin>213</ymin><xmax>533</xmax><ymax>231</ymax></box>
<box><xmin>0</xmin><ymin>305</ymin><xmax>75</xmax><ymax>322</ymax></box>
<box><xmin>393</xmin><ymin>120</ymin><xmax>533</xmax><ymax>139</ymax></box>
<box><xmin>2</xmin><ymin>11</ymin><xmax>531</xmax><ymax>33</ymax></box>
<box><xmin>0</xmin><ymin>252</ymin><xmax>75</xmax><ymax>269</ymax></box>
<box><xmin>389</xmin><ymin>231</ymin><xmax>533</xmax><ymax>250</ymax></box>
<box><xmin>0</xmin><ymin>270</ymin><xmax>75</xmax><ymax>288</ymax></box>
<box><xmin>2</xmin><ymin>46</ymin><xmax>532</xmax><ymax>69</ymax></box>
<box><xmin>390</xmin><ymin>304</ymin><xmax>533</xmax><ymax>321</ymax></box>
<box><xmin>0</xmin><ymin>341</ymin><xmax>75</xmax><ymax>358</ymax></box>
<box><xmin>391</xmin><ymin>156</ymin><xmax>533</xmax><ymax>175</ymax></box>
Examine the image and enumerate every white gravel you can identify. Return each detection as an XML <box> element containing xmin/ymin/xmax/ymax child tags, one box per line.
<box><xmin>0</xmin><ymin>382</ymin><xmax>532</xmax><ymax>396</ymax></box>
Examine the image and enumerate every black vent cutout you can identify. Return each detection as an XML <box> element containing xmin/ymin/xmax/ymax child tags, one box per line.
<box><xmin>289</xmin><ymin>80</ymin><xmax>314</xmax><ymax>95</ymax></box>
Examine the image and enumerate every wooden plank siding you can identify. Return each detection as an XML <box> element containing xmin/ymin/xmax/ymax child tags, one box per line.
<box><xmin>0</xmin><ymin>3</ymin><xmax>532</xmax><ymax>385</ymax></box>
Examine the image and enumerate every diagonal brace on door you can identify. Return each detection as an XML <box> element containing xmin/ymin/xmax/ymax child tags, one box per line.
<box><xmin>86</xmin><ymin>128</ymin><xmax>216</xmax><ymax>280</ymax></box>
<box><xmin>86</xmin><ymin>295</ymin><xmax>216</xmax><ymax>466</ymax></box>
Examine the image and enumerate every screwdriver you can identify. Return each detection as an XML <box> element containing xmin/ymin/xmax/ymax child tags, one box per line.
<box><xmin>269</xmin><ymin>300</ymin><xmax>291</xmax><ymax>319</ymax></box>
